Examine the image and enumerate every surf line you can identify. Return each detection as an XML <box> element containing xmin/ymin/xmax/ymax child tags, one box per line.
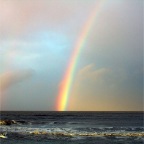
<box><xmin>56</xmin><ymin>1</ymin><xmax>104</xmax><ymax>111</ymax></box>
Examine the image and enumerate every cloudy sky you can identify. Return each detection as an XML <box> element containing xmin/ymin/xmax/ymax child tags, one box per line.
<box><xmin>0</xmin><ymin>0</ymin><xmax>143</xmax><ymax>111</ymax></box>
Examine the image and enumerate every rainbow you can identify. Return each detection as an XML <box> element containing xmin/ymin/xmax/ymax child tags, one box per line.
<box><xmin>56</xmin><ymin>1</ymin><xmax>104</xmax><ymax>111</ymax></box>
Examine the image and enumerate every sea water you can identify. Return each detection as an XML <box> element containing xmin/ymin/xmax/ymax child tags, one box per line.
<box><xmin>0</xmin><ymin>111</ymin><xmax>143</xmax><ymax>144</ymax></box>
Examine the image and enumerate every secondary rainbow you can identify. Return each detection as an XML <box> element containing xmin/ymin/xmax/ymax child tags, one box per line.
<box><xmin>56</xmin><ymin>1</ymin><xmax>104</xmax><ymax>111</ymax></box>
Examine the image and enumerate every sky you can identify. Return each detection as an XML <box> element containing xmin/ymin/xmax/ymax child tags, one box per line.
<box><xmin>0</xmin><ymin>0</ymin><xmax>143</xmax><ymax>111</ymax></box>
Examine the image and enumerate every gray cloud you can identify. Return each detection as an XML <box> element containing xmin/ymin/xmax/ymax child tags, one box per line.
<box><xmin>0</xmin><ymin>69</ymin><xmax>34</xmax><ymax>91</ymax></box>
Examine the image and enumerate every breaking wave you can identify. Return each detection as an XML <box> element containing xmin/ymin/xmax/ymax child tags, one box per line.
<box><xmin>0</xmin><ymin>125</ymin><xmax>144</xmax><ymax>140</ymax></box>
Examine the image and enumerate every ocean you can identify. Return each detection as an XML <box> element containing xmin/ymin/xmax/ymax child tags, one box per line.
<box><xmin>0</xmin><ymin>111</ymin><xmax>143</xmax><ymax>144</ymax></box>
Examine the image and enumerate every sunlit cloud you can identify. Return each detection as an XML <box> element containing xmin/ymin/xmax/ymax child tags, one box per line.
<box><xmin>0</xmin><ymin>70</ymin><xmax>34</xmax><ymax>92</ymax></box>
<box><xmin>69</xmin><ymin>63</ymin><xmax>142</xmax><ymax>111</ymax></box>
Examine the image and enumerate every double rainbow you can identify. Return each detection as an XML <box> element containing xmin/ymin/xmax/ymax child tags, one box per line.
<box><xmin>56</xmin><ymin>1</ymin><xmax>104</xmax><ymax>111</ymax></box>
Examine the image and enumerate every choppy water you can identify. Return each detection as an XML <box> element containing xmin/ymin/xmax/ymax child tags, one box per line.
<box><xmin>0</xmin><ymin>111</ymin><xmax>143</xmax><ymax>144</ymax></box>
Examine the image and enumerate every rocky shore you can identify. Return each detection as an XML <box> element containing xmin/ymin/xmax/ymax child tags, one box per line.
<box><xmin>0</xmin><ymin>120</ymin><xmax>17</xmax><ymax>125</ymax></box>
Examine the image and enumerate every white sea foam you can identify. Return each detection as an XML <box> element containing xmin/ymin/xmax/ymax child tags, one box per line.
<box><xmin>0</xmin><ymin>125</ymin><xmax>144</xmax><ymax>139</ymax></box>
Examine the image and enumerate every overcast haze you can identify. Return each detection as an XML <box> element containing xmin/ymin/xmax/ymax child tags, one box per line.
<box><xmin>0</xmin><ymin>0</ymin><xmax>143</xmax><ymax>111</ymax></box>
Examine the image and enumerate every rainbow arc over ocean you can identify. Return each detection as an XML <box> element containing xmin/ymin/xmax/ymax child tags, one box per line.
<box><xmin>56</xmin><ymin>1</ymin><xmax>104</xmax><ymax>111</ymax></box>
